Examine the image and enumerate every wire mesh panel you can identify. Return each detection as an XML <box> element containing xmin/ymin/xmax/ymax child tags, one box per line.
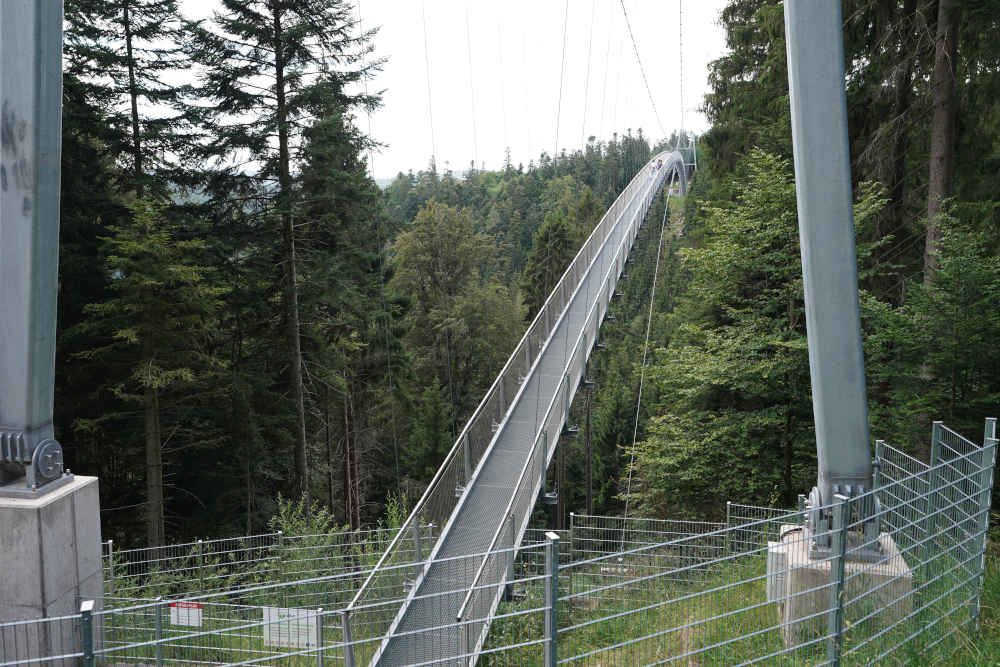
<box><xmin>104</xmin><ymin>526</ymin><xmax>411</xmax><ymax>600</ymax></box>
<box><xmin>0</xmin><ymin>613</ymin><xmax>82</xmax><ymax>667</ymax></box>
<box><xmin>105</xmin><ymin>533</ymin><xmax>281</xmax><ymax>598</ymax></box>
<box><xmin>726</xmin><ymin>503</ymin><xmax>798</xmax><ymax>555</ymax></box>
<box><xmin>842</xmin><ymin>435</ymin><xmax>998</xmax><ymax>664</ymax></box>
<box><xmin>876</xmin><ymin>441</ymin><xmax>932</xmax><ymax>554</ymax></box>
<box><xmin>557</xmin><ymin>511</ymin><xmax>835</xmax><ymax>665</ymax></box>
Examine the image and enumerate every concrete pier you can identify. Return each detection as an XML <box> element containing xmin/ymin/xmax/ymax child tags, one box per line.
<box><xmin>0</xmin><ymin>476</ymin><xmax>102</xmax><ymax>623</ymax></box>
<box><xmin>767</xmin><ymin>525</ymin><xmax>912</xmax><ymax>647</ymax></box>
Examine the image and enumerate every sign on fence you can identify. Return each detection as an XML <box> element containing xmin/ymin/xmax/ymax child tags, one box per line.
<box><xmin>169</xmin><ymin>601</ymin><xmax>203</xmax><ymax>627</ymax></box>
<box><xmin>262</xmin><ymin>606</ymin><xmax>318</xmax><ymax>648</ymax></box>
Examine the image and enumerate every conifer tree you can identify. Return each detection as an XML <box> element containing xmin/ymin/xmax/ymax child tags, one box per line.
<box><xmin>522</xmin><ymin>210</ymin><xmax>575</xmax><ymax>318</ymax></box>
<box><xmin>63</xmin><ymin>0</ymin><xmax>190</xmax><ymax>198</ymax></box>
<box><xmin>185</xmin><ymin>0</ymin><xmax>380</xmax><ymax>503</ymax></box>
<box><xmin>76</xmin><ymin>202</ymin><xmax>224</xmax><ymax>545</ymax></box>
<box><xmin>295</xmin><ymin>101</ymin><xmax>402</xmax><ymax>525</ymax></box>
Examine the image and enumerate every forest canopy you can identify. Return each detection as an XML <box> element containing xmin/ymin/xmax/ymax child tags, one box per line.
<box><xmin>53</xmin><ymin>0</ymin><xmax>1000</xmax><ymax>547</ymax></box>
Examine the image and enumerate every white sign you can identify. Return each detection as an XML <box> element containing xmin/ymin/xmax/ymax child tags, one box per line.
<box><xmin>169</xmin><ymin>601</ymin><xmax>203</xmax><ymax>627</ymax></box>
<box><xmin>262</xmin><ymin>607</ymin><xmax>318</xmax><ymax>648</ymax></box>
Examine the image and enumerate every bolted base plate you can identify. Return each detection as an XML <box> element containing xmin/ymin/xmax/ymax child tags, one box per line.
<box><xmin>0</xmin><ymin>472</ymin><xmax>74</xmax><ymax>498</ymax></box>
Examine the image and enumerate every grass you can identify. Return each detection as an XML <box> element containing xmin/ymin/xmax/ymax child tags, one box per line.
<box><xmin>482</xmin><ymin>535</ymin><xmax>1000</xmax><ymax>666</ymax></box>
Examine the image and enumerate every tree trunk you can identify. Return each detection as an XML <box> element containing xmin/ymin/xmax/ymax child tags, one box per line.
<box><xmin>343</xmin><ymin>390</ymin><xmax>354</xmax><ymax>528</ymax></box>
<box><xmin>350</xmin><ymin>390</ymin><xmax>362</xmax><ymax>530</ymax></box>
<box><xmin>556</xmin><ymin>434</ymin><xmax>566</xmax><ymax>530</ymax></box>
<box><xmin>246</xmin><ymin>447</ymin><xmax>252</xmax><ymax>536</ymax></box>
<box><xmin>272</xmin><ymin>6</ymin><xmax>311</xmax><ymax>506</ymax></box>
<box><xmin>925</xmin><ymin>0</ymin><xmax>961</xmax><ymax>285</ymax></box>
<box><xmin>144</xmin><ymin>380</ymin><xmax>165</xmax><ymax>547</ymax></box>
<box><xmin>122</xmin><ymin>1</ymin><xmax>145</xmax><ymax>199</ymax></box>
<box><xmin>887</xmin><ymin>0</ymin><xmax>916</xmax><ymax>245</ymax></box>
<box><xmin>326</xmin><ymin>388</ymin><xmax>336</xmax><ymax>512</ymax></box>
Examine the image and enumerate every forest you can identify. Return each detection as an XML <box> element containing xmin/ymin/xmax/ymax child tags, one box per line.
<box><xmin>54</xmin><ymin>0</ymin><xmax>1000</xmax><ymax>550</ymax></box>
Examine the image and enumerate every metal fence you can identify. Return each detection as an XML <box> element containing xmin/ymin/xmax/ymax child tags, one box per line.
<box><xmin>3</xmin><ymin>420</ymin><xmax>995</xmax><ymax>666</ymax></box>
<box><xmin>103</xmin><ymin>526</ymin><xmax>427</xmax><ymax>600</ymax></box>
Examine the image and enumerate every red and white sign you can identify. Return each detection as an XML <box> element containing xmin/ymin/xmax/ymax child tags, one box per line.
<box><xmin>169</xmin><ymin>601</ymin><xmax>203</xmax><ymax>627</ymax></box>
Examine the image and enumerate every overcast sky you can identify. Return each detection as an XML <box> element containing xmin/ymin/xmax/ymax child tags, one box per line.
<box><xmin>181</xmin><ymin>0</ymin><xmax>730</xmax><ymax>181</ymax></box>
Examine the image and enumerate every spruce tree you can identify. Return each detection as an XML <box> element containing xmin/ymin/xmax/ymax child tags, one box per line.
<box><xmin>76</xmin><ymin>202</ymin><xmax>224</xmax><ymax>545</ymax></box>
<box><xmin>63</xmin><ymin>0</ymin><xmax>190</xmax><ymax>198</ymax></box>
<box><xmin>185</xmin><ymin>0</ymin><xmax>380</xmax><ymax>504</ymax></box>
<box><xmin>522</xmin><ymin>210</ymin><xmax>575</xmax><ymax>318</ymax></box>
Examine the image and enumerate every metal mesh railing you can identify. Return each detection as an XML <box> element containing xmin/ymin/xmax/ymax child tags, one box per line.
<box><xmin>0</xmin><ymin>613</ymin><xmax>82</xmax><ymax>666</ymax></box>
<box><xmin>442</xmin><ymin>158</ymin><xmax>676</xmax><ymax>665</ymax></box>
<box><xmin>726</xmin><ymin>502</ymin><xmax>799</xmax><ymax>554</ymax></box>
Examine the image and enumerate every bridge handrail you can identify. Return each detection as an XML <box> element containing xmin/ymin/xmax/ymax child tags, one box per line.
<box><xmin>347</xmin><ymin>153</ymin><xmax>671</xmax><ymax>616</ymax></box>
<box><xmin>454</xmin><ymin>158</ymin><xmax>677</xmax><ymax>636</ymax></box>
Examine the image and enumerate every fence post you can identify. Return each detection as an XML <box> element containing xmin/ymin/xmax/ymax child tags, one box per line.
<box><xmin>412</xmin><ymin>518</ymin><xmax>423</xmax><ymax>568</ymax></box>
<box><xmin>568</xmin><ymin>512</ymin><xmax>576</xmax><ymax>599</ymax></box>
<box><xmin>872</xmin><ymin>439</ymin><xmax>884</xmax><ymax>491</ymax></box>
<box><xmin>154</xmin><ymin>597</ymin><xmax>163</xmax><ymax>666</ymax></box>
<box><xmin>106</xmin><ymin>539</ymin><xmax>115</xmax><ymax>595</ymax></box>
<box><xmin>827</xmin><ymin>496</ymin><xmax>849</xmax><ymax>667</ymax></box>
<box><xmin>506</xmin><ymin>513</ymin><xmax>516</xmax><ymax>585</ymax></box>
<box><xmin>315</xmin><ymin>609</ymin><xmax>324</xmax><ymax>667</ymax></box>
<box><xmin>457</xmin><ymin>605</ymin><xmax>469</xmax><ymax>665</ymax></box>
<box><xmin>973</xmin><ymin>420</ymin><xmax>998</xmax><ymax>632</ymax></box>
<box><xmin>724</xmin><ymin>501</ymin><xmax>731</xmax><ymax>555</ymax></box>
<box><xmin>544</xmin><ymin>532</ymin><xmax>561</xmax><ymax>667</ymax></box>
<box><xmin>80</xmin><ymin>599</ymin><xmax>95</xmax><ymax>667</ymax></box>
<box><xmin>341</xmin><ymin>610</ymin><xmax>355</xmax><ymax>667</ymax></box>
<box><xmin>928</xmin><ymin>421</ymin><xmax>943</xmax><ymax>549</ymax></box>
<box><xmin>463</xmin><ymin>434</ymin><xmax>472</xmax><ymax>483</ymax></box>
<box><xmin>921</xmin><ymin>422</ymin><xmax>944</xmax><ymax>570</ymax></box>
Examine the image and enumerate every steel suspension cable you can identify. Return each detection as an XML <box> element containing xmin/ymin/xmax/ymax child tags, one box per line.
<box><xmin>421</xmin><ymin>0</ymin><xmax>437</xmax><ymax>166</ymax></box>
<box><xmin>357</xmin><ymin>0</ymin><xmax>401</xmax><ymax>493</ymax></box>
<box><xmin>620</xmin><ymin>175</ymin><xmax>675</xmax><ymax>551</ymax></box>
<box><xmin>580</xmin><ymin>0</ymin><xmax>597</xmax><ymax>148</ymax></box>
<box><xmin>678</xmin><ymin>0</ymin><xmax>684</xmax><ymax>148</ymax></box>
<box><xmin>465</xmin><ymin>4</ymin><xmax>479</xmax><ymax>169</ymax></box>
<box><xmin>536</xmin><ymin>0</ymin><xmax>572</xmax><ymax>442</ymax></box>
<box><xmin>611</xmin><ymin>36</ymin><xmax>624</xmax><ymax>148</ymax></box>
<box><xmin>619</xmin><ymin>0</ymin><xmax>667</xmax><ymax>138</ymax></box>
<box><xmin>497</xmin><ymin>22</ymin><xmax>508</xmax><ymax>152</ymax></box>
<box><xmin>597</xmin><ymin>0</ymin><xmax>613</xmax><ymax>141</ymax></box>
<box><xmin>553</xmin><ymin>0</ymin><xmax>570</xmax><ymax>163</ymax></box>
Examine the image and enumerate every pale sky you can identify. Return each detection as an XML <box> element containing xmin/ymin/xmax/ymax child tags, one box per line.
<box><xmin>180</xmin><ymin>0</ymin><xmax>729</xmax><ymax>181</ymax></box>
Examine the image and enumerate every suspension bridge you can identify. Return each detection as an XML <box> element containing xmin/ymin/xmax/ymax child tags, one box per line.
<box><xmin>3</xmin><ymin>1</ymin><xmax>998</xmax><ymax>665</ymax></box>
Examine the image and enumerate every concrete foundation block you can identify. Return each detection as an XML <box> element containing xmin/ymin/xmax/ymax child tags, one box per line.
<box><xmin>767</xmin><ymin>525</ymin><xmax>912</xmax><ymax>647</ymax></box>
<box><xmin>0</xmin><ymin>476</ymin><xmax>102</xmax><ymax>662</ymax></box>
